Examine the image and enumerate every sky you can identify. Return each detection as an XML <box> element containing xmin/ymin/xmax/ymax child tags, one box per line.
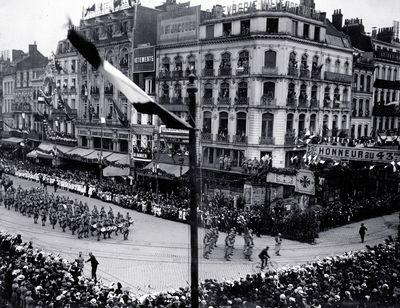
<box><xmin>0</xmin><ymin>0</ymin><xmax>399</xmax><ymax>58</ymax></box>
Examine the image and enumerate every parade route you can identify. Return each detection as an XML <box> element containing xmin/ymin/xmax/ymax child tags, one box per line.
<box><xmin>0</xmin><ymin>175</ymin><xmax>398</xmax><ymax>295</ymax></box>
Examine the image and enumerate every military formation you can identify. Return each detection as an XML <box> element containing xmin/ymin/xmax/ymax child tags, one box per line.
<box><xmin>1</xmin><ymin>183</ymin><xmax>133</xmax><ymax>242</ymax></box>
<box><xmin>203</xmin><ymin>227</ymin><xmax>255</xmax><ymax>261</ymax></box>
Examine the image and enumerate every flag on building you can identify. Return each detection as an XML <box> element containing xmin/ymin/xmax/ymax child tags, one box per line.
<box><xmin>85</xmin><ymin>4</ymin><xmax>96</xmax><ymax>17</ymax></box>
<box><xmin>111</xmin><ymin>99</ymin><xmax>128</xmax><ymax>126</ymax></box>
<box><xmin>67</xmin><ymin>27</ymin><xmax>191</xmax><ymax>130</ymax></box>
<box><xmin>114</xmin><ymin>0</ymin><xmax>122</xmax><ymax>8</ymax></box>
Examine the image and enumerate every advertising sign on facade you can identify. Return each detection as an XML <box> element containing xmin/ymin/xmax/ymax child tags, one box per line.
<box><xmin>307</xmin><ymin>144</ymin><xmax>400</xmax><ymax>164</ymax></box>
<box><xmin>295</xmin><ymin>169</ymin><xmax>315</xmax><ymax>195</ymax></box>
<box><xmin>157</xmin><ymin>6</ymin><xmax>199</xmax><ymax>44</ymax></box>
<box><xmin>133</xmin><ymin>46</ymin><xmax>155</xmax><ymax>73</ymax></box>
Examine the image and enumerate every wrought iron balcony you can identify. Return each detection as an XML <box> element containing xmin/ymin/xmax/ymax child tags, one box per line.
<box><xmin>201</xmin><ymin>132</ymin><xmax>213</xmax><ymax>142</ymax></box>
<box><xmin>288</xmin><ymin>66</ymin><xmax>298</xmax><ymax>77</ymax></box>
<box><xmin>311</xmin><ymin>70</ymin><xmax>321</xmax><ymax>79</ymax></box>
<box><xmin>233</xmin><ymin>134</ymin><xmax>247</xmax><ymax>144</ymax></box>
<box><xmin>202</xmin><ymin>97</ymin><xmax>214</xmax><ymax>105</ymax></box>
<box><xmin>300</xmin><ymin>68</ymin><xmax>310</xmax><ymax>78</ymax></box>
<box><xmin>219</xmin><ymin>67</ymin><xmax>232</xmax><ymax>76</ymax></box>
<box><xmin>203</xmin><ymin>68</ymin><xmax>215</xmax><ymax>77</ymax></box>
<box><xmin>259</xmin><ymin>136</ymin><xmax>275</xmax><ymax>145</ymax></box>
<box><xmin>171</xmin><ymin>70</ymin><xmax>183</xmax><ymax>78</ymax></box>
<box><xmin>217</xmin><ymin>97</ymin><xmax>231</xmax><ymax>105</ymax></box>
<box><xmin>234</xmin><ymin>97</ymin><xmax>249</xmax><ymax>105</ymax></box>
<box><xmin>159</xmin><ymin>71</ymin><xmax>171</xmax><ymax>79</ymax></box>
<box><xmin>159</xmin><ymin>96</ymin><xmax>170</xmax><ymax>104</ymax></box>
<box><xmin>171</xmin><ymin>97</ymin><xmax>183</xmax><ymax>104</ymax></box>
<box><xmin>298</xmin><ymin>98</ymin><xmax>309</xmax><ymax>108</ymax></box>
<box><xmin>285</xmin><ymin>131</ymin><xmax>296</xmax><ymax>145</ymax></box>
<box><xmin>286</xmin><ymin>97</ymin><xmax>297</xmax><ymax>107</ymax></box>
<box><xmin>324</xmin><ymin>71</ymin><xmax>353</xmax><ymax>83</ymax></box>
<box><xmin>236</xmin><ymin>66</ymin><xmax>250</xmax><ymax>76</ymax></box>
<box><xmin>261</xmin><ymin>95</ymin><xmax>276</xmax><ymax>107</ymax></box>
<box><xmin>216</xmin><ymin>133</ymin><xmax>230</xmax><ymax>143</ymax></box>
<box><xmin>374</xmin><ymin>49</ymin><xmax>400</xmax><ymax>63</ymax></box>
<box><xmin>310</xmin><ymin>98</ymin><xmax>319</xmax><ymax>108</ymax></box>
<box><xmin>262</xmin><ymin>66</ymin><xmax>278</xmax><ymax>75</ymax></box>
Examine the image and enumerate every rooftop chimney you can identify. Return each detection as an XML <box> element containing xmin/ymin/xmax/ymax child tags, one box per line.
<box><xmin>371</xmin><ymin>27</ymin><xmax>377</xmax><ymax>38</ymax></box>
<box><xmin>332</xmin><ymin>9</ymin><xmax>343</xmax><ymax>31</ymax></box>
<box><xmin>28</xmin><ymin>43</ymin><xmax>37</xmax><ymax>56</ymax></box>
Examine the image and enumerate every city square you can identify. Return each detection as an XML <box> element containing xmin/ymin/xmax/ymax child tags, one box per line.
<box><xmin>0</xmin><ymin>0</ymin><xmax>400</xmax><ymax>307</ymax></box>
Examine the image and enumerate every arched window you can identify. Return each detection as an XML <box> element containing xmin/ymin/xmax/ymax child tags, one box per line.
<box><xmin>205</xmin><ymin>54</ymin><xmax>214</xmax><ymax>69</ymax></box>
<box><xmin>286</xmin><ymin>113</ymin><xmax>294</xmax><ymax>132</ymax></box>
<box><xmin>344</xmin><ymin>61</ymin><xmax>349</xmax><ymax>74</ymax></box>
<box><xmin>174</xmin><ymin>83</ymin><xmax>182</xmax><ymax>98</ymax></box>
<box><xmin>342</xmin><ymin>115</ymin><xmax>347</xmax><ymax>129</ymax></box>
<box><xmin>187</xmin><ymin>54</ymin><xmax>196</xmax><ymax>71</ymax></box>
<box><xmin>263</xmin><ymin>82</ymin><xmax>275</xmax><ymax>98</ymax></box>
<box><xmin>324</xmin><ymin>86</ymin><xmax>331</xmax><ymax>102</ymax></box>
<box><xmin>334</xmin><ymin>87</ymin><xmax>340</xmax><ymax>102</ymax></box>
<box><xmin>105</xmin><ymin>50</ymin><xmax>113</xmax><ymax>65</ymax></box>
<box><xmin>332</xmin><ymin>115</ymin><xmax>338</xmax><ymax>130</ymax></box>
<box><xmin>310</xmin><ymin>114</ymin><xmax>316</xmax><ymax>133</ymax></box>
<box><xmin>237</xmin><ymin>81</ymin><xmax>247</xmax><ymax>98</ymax></box>
<box><xmin>357</xmin><ymin>125</ymin><xmax>362</xmax><ymax>138</ymax></box>
<box><xmin>220</xmin><ymin>82</ymin><xmax>229</xmax><ymax>98</ymax></box>
<box><xmin>221</xmin><ymin>52</ymin><xmax>231</xmax><ymax>68</ymax></box>
<box><xmin>358</xmin><ymin>99</ymin><xmax>364</xmax><ymax>116</ymax></box>
<box><xmin>203</xmin><ymin>111</ymin><xmax>212</xmax><ymax>133</ymax></box>
<box><xmin>366</xmin><ymin>75</ymin><xmax>371</xmax><ymax>92</ymax></box>
<box><xmin>354</xmin><ymin>73</ymin><xmax>358</xmax><ymax>90</ymax></box>
<box><xmin>264</xmin><ymin>50</ymin><xmax>276</xmax><ymax>68</ymax></box>
<box><xmin>204</xmin><ymin>83</ymin><xmax>213</xmax><ymax>98</ymax></box>
<box><xmin>162</xmin><ymin>83</ymin><xmax>169</xmax><ymax>97</ymax></box>
<box><xmin>218</xmin><ymin>112</ymin><xmax>229</xmax><ymax>135</ymax></box>
<box><xmin>394</xmin><ymin>69</ymin><xmax>398</xmax><ymax>80</ymax></box>
<box><xmin>119</xmin><ymin>48</ymin><xmax>129</xmax><ymax>68</ymax></box>
<box><xmin>387</xmin><ymin>67</ymin><xmax>392</xmax><ymax>80</ymax></box>
<box><xmin>298</xmin><ymin>114</ymin><xmax>306</xmax><ymax>134</ymax></box>
<box><xmin>289</xmin><ymin>51</ymin><xmax>297</xmax><ymax>69</ymax></box>
<box><xmin>174</xmin><ymin>56</ymin><xmax>182</xmax><ymax>71</ymax></box>
<box><xmin>236</xmin><ymin>112</ymin><xmax>247</xmax><ymax>135</ymax></box>
<box><xmin>299</xmin><ymin>84</ymin><xmax>307</xmax><ymax>100</ymax></box>
<box><xmin>288</xmin><ymin>82</ymin><xmax>296</xmax><ymax>99</ymax></box>
<box><xmin>323</xmin><ymin>114</ymin><xmax>329</xmax><ymax>136</ymax></box>
<box><xmin>335</xmin><ymin>59</ymin><xmax>340</xmax><ymax>73</ymax></box>
<box><xmin>301</xmin><ymin>54</ymin><xmax>308</xmax><ymax>69</ymax></box>
<box><xmin>343</xmin><ymin>88</ymin><xmax>349</xmax><ymax>102</ymax></box>
<box><xmin>360</xmin><ymin>74</ymin><xmax>365</xmax><ymax>91</ymax></box>
<box><xmin>311</xmin><ymin>84</ymin><xmax>318</xmax><ymax>100</ymax></box>
<box><xmin>325</xmin><ymin>58</ymin><xmax>331</xmax><ymax>72</ymax></box>
<box><xmin>261</xmin><ymin>113</ymin><xmax>274</xmax><ymax>137</ymax></box>
<box><xmin>238</xmin><ymin>50</ymin><xmax>249</xmax><ymax>68</ymax></box>
<box><xmin>162</xmin><ymin>57</ymin><xmax>170</xmax><ymax>71</ymax></box>
<box><xmin>365</xmin><ymin>100</ymin><xmax>370</xmax><ymax>116</ymax></box>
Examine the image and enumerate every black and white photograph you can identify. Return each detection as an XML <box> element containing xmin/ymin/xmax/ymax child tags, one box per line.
<box><xmin>0</xmin><ymin>0</ymin><xmax>399</xmax><ymax>307</ymax></box>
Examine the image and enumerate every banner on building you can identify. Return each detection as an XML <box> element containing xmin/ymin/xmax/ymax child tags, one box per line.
<box><xmin>266</xmin><ymin>172</ymin><xmax>295</xmax><ymax>186</ymax></box>
<box><xmin>133</xmin><ymin>46</ymin><xmax>155</xmax><ymax>73</ymax></box>
<box><xmin>157</xmin><ymin>6</ymin><xmax>200</xmax><ymax>44</ymax></box>
<box><xmin>295</xmin><ymin>169</ymin><xmax>315</xmax><ymax>195</ymax></box>
<box><xmin>243</xmin><ymin>183</ymin><xmax>252</xmax><ymax>205</ymax></box>
<box><xmin>307</xmin><ymin>144</ymin><xmax>400</xmax><ymax>163</ymax></box>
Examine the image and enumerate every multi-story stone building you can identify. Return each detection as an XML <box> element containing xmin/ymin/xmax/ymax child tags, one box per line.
<box><xmin>13</xmin><ymin>43</ymin><xmax>48</xmax><ymax>139</ymax></box>
<box><xmin>76</xmin><ymin>0</ymin><xmax>158</xmax><ymax>157</ymax></box>
<box><xmin>156</xmin><ymin>0</ymin><xmax>353</xmax><ymax>171</ymax></box>
<box><xmin>2</xmin><ymin>66</ymin><xmax>16</xmax><ymax>133</ymax></box>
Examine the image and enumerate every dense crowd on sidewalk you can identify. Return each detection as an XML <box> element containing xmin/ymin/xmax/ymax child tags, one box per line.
<box><xmin>0</xmin><ymin>153</ymin><xmax>399</xmax><ymax>243</ymax></box>
<box><xmin>0</xmin><ymin>231</ymin><xmax>399</xmax><ymax>307</ymax></box>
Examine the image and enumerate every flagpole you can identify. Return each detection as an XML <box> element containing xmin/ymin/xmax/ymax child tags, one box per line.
<box><xmin>187</xmin><ymin>73</ymin><xmax>199</xmax><ymax>308</ymax></box>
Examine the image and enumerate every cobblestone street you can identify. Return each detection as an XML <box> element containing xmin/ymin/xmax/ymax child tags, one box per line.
<box><xmin>0</xmin><ymin>175</ymin><xmax>397</xmax><ymax>295</ymax></box>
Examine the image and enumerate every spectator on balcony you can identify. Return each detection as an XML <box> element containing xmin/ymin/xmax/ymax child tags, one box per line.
<box><xmin>219</xmin><ymin>155</ymin><xmax>224</xmax><ymax>170</ymax></box>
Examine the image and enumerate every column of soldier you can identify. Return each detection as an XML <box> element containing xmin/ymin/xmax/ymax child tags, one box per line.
<box><xmin>203</xmin><ymin>227</ymin><xmax>255</xmax><ymax>261</ymax></box>
<box><xmin>1</xmin><ymin>185</ymin><xmax>134</xmax><ymax>241</ymax></box>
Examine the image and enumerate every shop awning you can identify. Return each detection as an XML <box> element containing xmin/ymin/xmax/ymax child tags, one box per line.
<box><xmin>103</xmin><ymin>165</ymin><xmax>130</xmax><ymax>177</ymax></box>
<box><xmin>85</xmin><ymin>150</ymin><xmax>113</xmax><ymax>161</ymax></box>
<box><xmin>116</xmin><ymin>155</ymin><xmax>130</xmax><ymax>166</ymax></box>
<box><xmin>26</xmin><ymin>150</ymin><xmax>38</xmax><ymax>158</ymax></box>
<box><xmin>27</xmin><ymin>150</ymin><xmax>53</xmax><ymax>159</ymax></box>
<box><xmin>38</xmin><ymin>143</ymin><xmax>55</xmax><ymax>153</ymax></box>
<box><xmin>144</xmin><ymin>162</ymin><xmax>189</xmax><ymax>177</ymax></box>
<box><xmin>66</xmin><ymin>147</ymin><xmax>95</xmax><ymax>158</ymax></box>
<box><xmin>1</xmin><ymin>137</ymin><xmax>23</xmax><ymax>145</ymax></box>
<box><xmin>105</xmin><ymin>153</ymin><xmax>128</xmax><ymax>163</ymax></box>
<box><xmin>56</xmin><ymin>145</ymin><xmax>75</xmax><ymax>154</ymax></box>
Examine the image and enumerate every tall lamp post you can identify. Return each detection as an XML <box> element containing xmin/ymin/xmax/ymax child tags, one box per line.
<box><xmin>99</xmin><ymin>116</ymin><xmax>106</xmax><ymax>181</ymax></box>
<box><xmin>187</xmin><ymin>73</ymin><xmax>199</xmax><ymax>308</ymax></box>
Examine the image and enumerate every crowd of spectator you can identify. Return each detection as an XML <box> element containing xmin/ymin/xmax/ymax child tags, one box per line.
<box><xmin>0</xmin><ymin>231</ymin><xmax>399</xmax><ymax>307</ymax></box>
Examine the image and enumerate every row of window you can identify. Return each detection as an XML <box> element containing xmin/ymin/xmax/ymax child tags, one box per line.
<box><xmin>202</xmin><ymin>111</ymin><xmax>348</xmax><ymax>139</ymax></box>
<box><xmin>375</xmin><ymin>66</ymin><xmax>400</xmax><ymax>81</ymax></box>
<box><xmin>373</xmin><ymin>89</ymin><xmax>399</xmax><ymax>104</ymax></box>
<box><xmin>352</xmin><ymin>99</ymin><xmax>371</xmax><ymax>118</ymax></box>
<box><xmin>373</xmin><ymin>117</ymin><xmax>400</xmax><ymax>131</ymax></box>
<box><xmin>353</xmin><ymin>74</ymin><xmax>373</xmax><ymax>92</ymax></box>
<box><xmin>3</xmin><ymin>81</ymin><xmax>14</xmax><ymax>95</ymax></box>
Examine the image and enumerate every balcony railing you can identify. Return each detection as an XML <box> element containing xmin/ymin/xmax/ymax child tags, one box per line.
<box><xmin>234</xmin><ymin>97</ymin><xmax>249</xmax><ymax>105</ymax></box>
<box><xmin>324</xmin><ymin>71</ymin><xmax>353</xmax><ymax>83</ymax></box>
<box><xmin>311</xmin><ymin>70</ymin><xmax>321</xmax><ymax>79</ymax></box>
<box><xmin>300</xmin><ymin>68</ymin><xmax>310</xmax><ymax>78</ymax></box>
<box><xmin>202</xmin><ymin>97</ymin><xmax>214</xmax><ymax>105</ymax></box>
<box><xmin>216</xmin><ymin>134</ymin><xmax>230</xmax><ymax>143</ymax></box>
<box><xmin>171</xmin><ymin>97</ymin><xmax>183</xmax><ymax>104</ymax></box>
<box><xmin>261</xmin><ymin>95</ymin><xmax>276</xmax><ymax>107</ymax></box>
<box><xmin>201</xmin><ymin>132</ymin><xmax>213</xmax><ymax>142</ymax></box>
<box><xmin>236</xmin><ymin>66</ymin><xmax>250</xmax><ymax>76</ymax></box>
<box><xmin>288</xmin><ymin>66</ymin><xmax>298</xmax><ymax>77</ymax></box>
<box><xmin>160</xmin><ymin>96</ymin><xmax>170</xmax><ymax>104</ymax></box>
<box><xmin>262</xmin><ymin>66</ymin><xmax>278</xmax><ymax>75</ymax></box>
<box><xmin>286</xmin><ymin>97</ymin><xmax>297</xmax><ymax>107</ymax></box>
<box><xmin>159</xmin><ymin>71</ymin><xmax>171</xmax><ymax>79</ymax></box>
<box><xmin>298</xmin><ymin>98</ymin><xmax>309</xmax><ymax>108</ymax></box>
<box><xmin>219</xmin><ymin>67</ymin><xmax>232</xmax><ymax>76</ymax></box>
<box><xmin>374</xmin><ymin>49</ymin><xmax>400</xmax><ymax>63</ymax></box>
<box><xmin>233</xmin><ymin>134</ymin><xmax>247</xmax><ymax>144</ymax></box>
<box><xmin>372</xmin><ymin>104</ymin><xmax>400</xmax><ymax>117</ymax></box>
<box><xmin>310</xmin><ymin>98</ymin><xmax>319</xmax><ymax>108</ymax></box>
<box><xmin>285</xmin><ymin>132</ymin><xmax>296</xmax><ymax>145</ymax></box>
<box><xmin>171</xmin><ymin>70</ymin><xmax>183</xmax><ymax>78</ymax></box>
<box><xmin>203</xmin><ymin>68</ymin><xmax>215</xmax><ymax>77</ymax></box>
<box><xmin>259</xmin><ymin>136</ymin><xmax>275</xmax><ymax>145</ymax></box>
<box><xmin>217</xmin><ymin>97</ymin><xmax>231</xmax><ymax>105</ymax></box>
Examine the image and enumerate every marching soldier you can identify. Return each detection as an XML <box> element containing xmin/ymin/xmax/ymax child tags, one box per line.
<box><xmin>224</xmin><ymin>229</ymin><xmax>236</xmax><ymax>261</ymax></box>
<box><xmin>243</xmin><ymin>229</ymin><xmax>254</xmax><ymax>261</ymax></box>
<box><xmin>41</xmin><ymin>209</ymin><xmax>47</xmax><ymax>227</ymax></box>
<box><xmin>122</xmin><ymin>220</ymin><xmax>130</xmax><ymax>240</ymax></box>
<box><xmin>33</xmin><ymin>207</ymin><xmax>39</xmax><ymax>224</ymax></box>
<box><xmin>96</xmin><ymin>221</ymin><xmax>103</xmax><ymax>242</ymax></box>
<box><xmin>203</xmin><ymin>229</ymin><xmax>213</xmax><ymax>259</ymax></box>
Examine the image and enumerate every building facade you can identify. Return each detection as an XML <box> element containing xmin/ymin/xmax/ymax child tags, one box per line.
<box><xmin>76</xmin><ymin>1</ymin><xmax>158</xmax><ymax>156</ymax></box>
<box><xmin>2</xmin><ymin>68</ymin><xmax>16</xmax><ymax>133</ymax></box>
<box><xmin>156</xmin><ymin>1</ymin><xmax>353</xmax><ymax>171</ymax></box>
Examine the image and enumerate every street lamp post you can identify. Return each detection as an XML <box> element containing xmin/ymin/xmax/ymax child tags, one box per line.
<box><xmin>100</xmin><ymin>116</ymin><xmax>106</xmax><ymax>181</ymax></box>
<box><xmin>187</xmin><ymin>73</ymin><xmax>199</xmax><ymax>308</ymax></box>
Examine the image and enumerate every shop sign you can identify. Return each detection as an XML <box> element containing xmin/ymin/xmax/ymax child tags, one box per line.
<box><xmin>133</xmin><ymin>46</ymin><xmax>155</xmax><ymax>73</ymax></box>
<box><xmin>267</xmin><ymin>172</ymin><xmax>295</xmax><ymax>186</ymax></box>
<box><xmin>295</xmin><ymin>169</ymin><xmax>315</xmax><ymax>195</ymax></box>
<box><xmin>223</xmin><ymin>0</ymin><xmax>300</xmax><ymax>15</ymax></box>
<box><xmin>307</xmin><ymin>144</ymin><xmax>400</xmax><ymax>164</ymax></box>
